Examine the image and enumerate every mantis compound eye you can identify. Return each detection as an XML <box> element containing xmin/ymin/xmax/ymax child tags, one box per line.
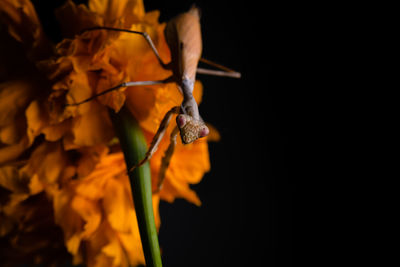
<box><xmin>176</xmin><ymin>114</ymin><xmax>187</xmax><ymax>128</ymax></box>
<box><xmin>176</xmin><ymin>114</ymin><xmax>209</xmax><ymax>144</ymax></box>
<box><xmin>199</xmin><ymin>125</ymin><xmax>209</xmax><ymax>138</ymax></box>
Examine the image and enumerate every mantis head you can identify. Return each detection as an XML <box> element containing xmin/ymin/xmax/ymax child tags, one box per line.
<box><xmin>176</xmin><ymin>114</ymin><xmax>209</xmax><ymax>144</ymax></box>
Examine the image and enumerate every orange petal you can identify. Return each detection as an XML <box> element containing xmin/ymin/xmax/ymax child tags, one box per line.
<box><xmin>89</xmin><ymin>0</ymin><xmax>145</xmax><ymax>26</ymax></box>
<box><xmin>25</xmin><ymin>100</ymin><xmax>48</xmax><ymax>143</ymax></box>
<box><xmin>102</xmin><ymin>177</ymin><xmax>133</xmax><ymax>233</ymax></box>
<box><xmin>28</xmin><ymin>174</ymin><xmax>44</xmax><ymax>195</ymax></box>
<box><xmin>65</xmin><ymin>71</ymin><xmax>94</xmax><ymax>107</ymax></box>
<box><xmin>84</xmin><ymin>220</ymin><xmax>114</xmax><ymax>267</ymax></box>
<box><xmin>66</xmin><ymin>234</ymin><xmax>83</xmax><ymax>259</ymax></box>
<box><xmin>0</xmin><ymin>214</ymin><xmax>14</xmax><ymax>237</ymax></box>
<box><xmin>101</xmin><ymin>236</ymin><xmax>125</xmax><ymax>267</ymax></box>
<box><xmin>95</xmin><ymin>72</ymin><xmax>127</xmax><ymax>112</ymax></box>
<box><xmin>85</xmin><ymin>219</ymin><xmax>129</xmax><ymax>267</ymax></box>
<box><xmin>206</xmin><ymin>123</ymin><xmax>221</xmax><ymax>142</ymax></box>
<box><xmin>0</xmin><ymin>136</ymin><xmax>29</xmax><ymax>165</ymax></box>
<box><xmin>42</xmin><ymin>119</ymin><xmax>72</xmax><ymax>142</ymax></box>
<box><xmin>0</xmin><ymin>80</ymin><xmax>34</xmax><ymax>126</ymax></box>
<box><xmin>125</xmin><ymin>85</ymin><xmax>157</xmax><ymax>130</ymax></box>
<box><xmin>118</xmin><ymin>194</ymin><xmax>160</xmax><ymax>265</ymax></box>
<box><xmin>71</xmin><ymin>195</ymin><xmax>101</xmax><ymax>238</ymax></box>
<box><xmin>75</xmin><ymin>175</ymin><xmax>108</xmax><ymax>200</ymax></box>
<box><xmin>22</xmin><ymin>142</ymin><xmax>67</xmax><ymax>185</ymax></box>
<box><xmin>74</xmin><ymin>152</ymin><xmax>125</xmax><ymax>200</ymax></box>
<box><xmin>150</xmin><ymin>136</ymin><xmax>210</xmax><ymax>205</ymax></box>
<box><xmin>118</xmin><ymin>232</ymin><xmax>145</xmax><ymax>266</ymax></box>
<box><xmin>70</xmin><ymin>102</ymin><xmax>114</xmax><ymax>147</ymax></box>
<box><xmin>53</xmin><ymin>188</ymin><xmax>84</xmax><ymax>255</ymax></box>
<box><xmin>0</xmin><ymin>0</ymin><xmax>50</xmax><ymax>60</ymax></box>
<box><xmin>75</xmin><ymin>145</ymin><xmax>109</xmax><ymax>178</ymax></box>
<box><xmin>0</xmin><ymin>121</ymin><xmax>25</xmax><ymax>145</ymax></box>
<box><xmin>0</xmin><ymin>165</ymin><xmax>28</xmax><ymax>194</ymax></box>
<box><xmin>172</xmin><ymin>141</ymin><xmax>210</xmax><ymax>183</ymax></box>
<box><xmin>55</xmin><ymin>0</ymin><xmax>102</xmax><ymax>37</ymax></box>
<box><xmin>160</xmin><ymin>178</ymin><xmax>201</xmax><ymax>206</ymax></box>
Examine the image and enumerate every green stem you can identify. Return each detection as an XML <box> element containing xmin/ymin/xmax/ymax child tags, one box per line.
<box><xmin>110</xmin><ymin>107</ymin><xmax>162</xmax><ymax>267</ymax></box>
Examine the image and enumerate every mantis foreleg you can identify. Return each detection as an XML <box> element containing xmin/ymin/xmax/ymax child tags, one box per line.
<box><xmin>155</xmin><ymin>126</ymin><xmax>179</xmax><ymax>192</ymax></box>
<box><xmin>128</xmin><ymin>106</ymin><xmax>180</xmax><ymax>173</ymax></box>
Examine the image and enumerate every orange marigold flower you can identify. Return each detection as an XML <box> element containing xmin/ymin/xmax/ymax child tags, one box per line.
<box><xmin>0</xmin><ymin>0</ymin><xmax>216</xmax><ymax>266</ymax></box>
<box><xmin>53</xmin><ymin>150</ymin><xmax>160</xmax><ymax>266</ymax></box>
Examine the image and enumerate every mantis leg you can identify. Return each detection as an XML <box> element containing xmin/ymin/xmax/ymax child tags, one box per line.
<box><xmin>196</xmin><ymin>68</ymin><xmax>241</xmax><ymax>78</ymax></box>
<box><xmin>196</xmin><ymin>57</ymin><xmax>241</xmax><ymax>78</ymax></box>
<box><xmin>67</xmin><ymin>76</ymin><xmax>173</xmax><ymax>106</ymax></box>
<box><xmin>81</xmin><ymin>26</ymin><xmax>170</xmax><ymax>69</ymax></box>
<box><xmin>129</xmin><ymin>106</ymin><xmax>180</xmax><ymax>173</ymax></box>
<box><xmin>155</xmin><ymin>126</ymin><xmax>179</xmax><ymax>192</ymax></box>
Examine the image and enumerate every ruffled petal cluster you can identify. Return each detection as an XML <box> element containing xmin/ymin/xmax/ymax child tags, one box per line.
<box><xmin>0</xmin><ymin>0</ymin><xmax>213</xmax><ymax>266</ymax></box>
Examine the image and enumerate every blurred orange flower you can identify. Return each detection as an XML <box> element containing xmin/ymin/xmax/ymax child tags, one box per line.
<box><xmin>0</xmin><ymin>0</ymin><xmax>214</xmax><ymax>266</ymax></box>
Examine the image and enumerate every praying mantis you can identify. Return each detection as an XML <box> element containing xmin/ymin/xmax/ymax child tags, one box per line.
<box><xmin>68</xmin><ymin>6</ymin><xmax>240</xmax><ymax>191</ymax></box>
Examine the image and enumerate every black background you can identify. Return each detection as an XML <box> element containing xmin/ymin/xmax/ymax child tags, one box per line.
<box><xmin>31</xmin><ymin>0</ymin><xmax>292</xmax><ymax>266</ymax></box>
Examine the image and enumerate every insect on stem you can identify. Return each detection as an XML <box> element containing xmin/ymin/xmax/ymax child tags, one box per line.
<box><xmin>68</xmin><ymin>5</ymin><xmax>242</xmax><ymax>187</ymax></box>
<box><xmin>67</xmin><ymin>6</ymin><xmax>241</xmax><ymax>267</ymax></box>
<box><xmin>69</xmin><ymin>5</ymin><xmax>241</xmax><ymax>183</ymax></box>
